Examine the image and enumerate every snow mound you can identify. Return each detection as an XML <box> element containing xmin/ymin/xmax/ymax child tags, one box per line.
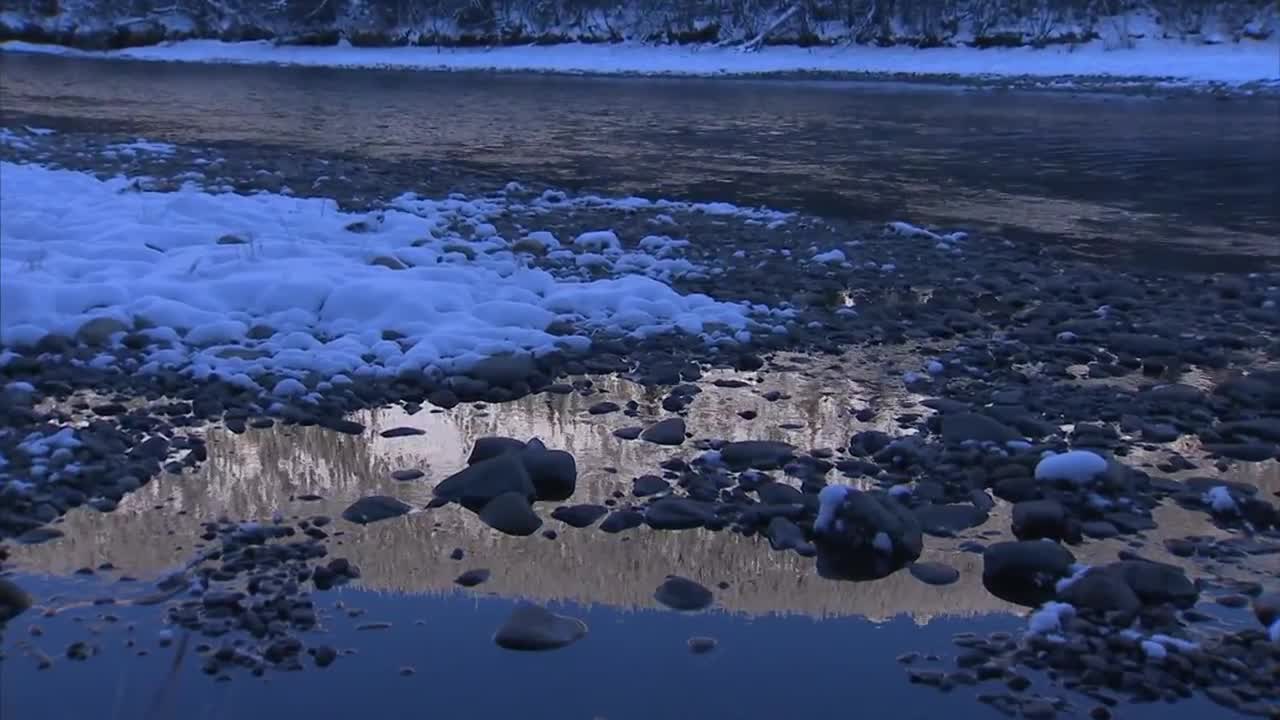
<box><xmin>1035</xmin><ymin>450</ymin><xmax>1108</xmax><ymax>485</ymax></box>
<box><xmin>0</xmin><ymin>162</ymin><xmax>777</xmax><ymax>391</ymax></box>
<box><xmin>1028</xmin><ymin>601</ymin><xmax>1075</xmax><ymax>635</ymax></box>
<box><xmin>1203</xmin><ymin>486</ymin><xmax>1239</xmax><ymax>515</ymax></box>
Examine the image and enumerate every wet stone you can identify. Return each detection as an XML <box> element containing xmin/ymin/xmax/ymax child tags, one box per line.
<box><xmin>654</xmin><ymin>576</ymin><xmax>714</xmax><ymax>611</ymax></box>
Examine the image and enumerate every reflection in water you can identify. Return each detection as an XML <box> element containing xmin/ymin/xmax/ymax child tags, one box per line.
<box><xmin>12</xmin><ymin>355</ymin><xmax>1280</xmax><ymax>622</ymax></box>
<box><xmin>11</xmin><ymin>358</ymin><xmax>1027</xmax><ymax>622</ymax></box>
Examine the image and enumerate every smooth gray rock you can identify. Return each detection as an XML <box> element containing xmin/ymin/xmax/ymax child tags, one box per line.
<box><xmin>654</xmin><ymin>576</ymin><xmax>714</xmax><ymax>611</ymax></box>
<box><xmin>493</xmin><ymin>602</ymin><xmax>587</xmax><ymax>651</ymax></box>
<box><xmin>340</xmin><ymin>496</ymin><xmax>411</xmax><ymax>525</ymax></box>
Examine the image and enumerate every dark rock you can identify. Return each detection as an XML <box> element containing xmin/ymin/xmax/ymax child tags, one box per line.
<box><xmin>815</xmin><ymin>488</ymin><xmax>923</xmax><ymax>580</ymax></box>
<box><xmin>915</xmin><ymin>504</ymin><xmax>990</xmax><ymax>537</ymax></box>
<box><xmin>908</xmin><ymin>562</ymin><xmax>960</xmax><ymax>586</ymax></box>
<box><xmin>468</xmin><ymin>354</ymin><xmax>536</xmax><ymax>387</ymax></box>
<box><xmin>687</xmin><ymin>636</ymin><xmax>717</xmax><ymax>654</ymax></box>
<box><xmin>15</xmin><ymin>527</ymin><xmax>64</xmax><ymax>545</ymax></box>
<box><xmin>755</xmin><ymin>481</ymin><xmax>803</xmax><ymax>506</ymax></box>
<box><xmin>492</xmin><ymin>602</ymin><xmax>587</xmax><ymax>651</ymax></box>
<box><xmin>640</xmin><ymin>418</ymin><xmax>686</xmax><ymax>446</ymax></box>
<box><xmin>941</xmin><ymin>413</ymin><xmax>1021</xmax><ymax>444</ymax></box>
<box><xmin>599</xmin><ymin>509</ymin><xmax>644</xmax><ymax>534</ymax></box>
<box><xmin>765</xmin><ymin>516</ymin><xmax>811</xmax><ymax>554</ymax></box>
<box><xmin>613</xmin><ymin>427</ymin><xmax>643</xmax><ymax>440</ymax></box>
<box><xmin>644</xmin><ymin>498</ymin><xmax>715</xmax><ymax>530</ymax></box>
<box><xmin>1012</xmin><ymin>500</ymin><xmax>1077</xmax><ymax>542</ymax></box>
<box><xmin>478</xmin><ymin>493</ymin><xmax>542</xmax><ymax>537</ymax></box>
<box><xmin>982</xmin><ymin>541</ymin><xmax>1075</xmax><ymax>606</ymax></box>
<box><xmin>380</xmin><ymin>426</ymin><xmax>426</xmax><ymax>438</ymax></box>
<box><xmin>632</xmin><ymin>475</ymin><xmax>670</xmax><ymax>497</ymax></box>
<box><xmin>720</xmin><ymin>440</ymin><xmax>796</xmax><ymax>469</ymax></box>
<box><xmin>312</xmin><ymin>645</ymin><xmax>337</xmax><ymax>668</ymax></box>
<box><xmin>520</xmin><ymin>443</ymin><xmax>577</xmax><ymax>501</ymax></box>
<box><xmin>466</xmin><ymin>437</ymin><xmax>526</xmax><ymax>465</ymax></box>
<box><xmin>1109</xmin><ymin>560</ymin><xmax>1198</xmax><ymax>609</ymax></box>
<box><xmin>434</xmin><ymin>452</ymin><xmax>535</xmax><ymax>511</ymax></box>
<box><xmin>0</xmin><ymin>578</ymin><xmax>33</xmax><ymax>621</ymax></box>
<box><xmin>340</xmin><ymin>496</ymin><xmax>411</xmax><ymax>524</ymax></box>
<box><xmin>588</xmin><ymin>401</ymin><xmax>620</xmax><ymax>415</ymax></box>
<box><xmin>391</xmin><ymin>469</ymin><xmax>424</xmax><ymax>482</ymax></box>
<box><xmin>454</xmin><ymin>569</ymin><xmax>491</xmax><ymax>588</ymax></box>
<box><xmin>654</xmin><ymin>576</ymin><xmax>714</xmax><ymax>611</ymax></box>
<box><xmin>994</xmin><ymin>476</ymin><xmax>1041</xmax><ymax>503</ymax></box>
<box><xmin>1204</xmin><ymin>443</ymin><xmax>1278</xmax><ymax>462</ymax></box>
<box><xmin>550</xmin><ymin>504</ymin><xmax>608</xmax><ymax>528</ymax></box>
<box><xmin>1081</xmin><ymin>521</ymin><xmax>1120</xmax><ymax>539</ymax></box>
<box><xmin>1058</xmin><ymin>568</ymin><xmax>1141</xmax><ymax>615</ymax></box>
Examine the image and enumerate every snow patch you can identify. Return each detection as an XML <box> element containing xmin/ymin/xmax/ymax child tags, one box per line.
<box><xmin>5</xmin><ymin>39</ymin><xmax>1276</xmax><ymax>87</ymax></box>
<box><xmin>0</xmin><ymin>162</ymin><xmax>776</xmax><ymax>392</ymax></box>
<box><xmin>1035</xmin><ymin>450</ymin><xmax>1108</xmax><ymax>485</ymax></box>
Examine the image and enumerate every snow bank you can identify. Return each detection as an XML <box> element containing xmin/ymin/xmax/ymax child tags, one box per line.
<box><xmin>1035</xmin><ymin>450</ymin><xmax>1108</xmax><ymax>485</ymax></box>
<box><xmin>3</xmin><ymin>38</ymin><xmax>1277</xmax><ymax>87</ymax></box>
<box><xmin>0</xmin><ymin>162</ymin><xmax>777</xmax><ymax>390</ymax></box>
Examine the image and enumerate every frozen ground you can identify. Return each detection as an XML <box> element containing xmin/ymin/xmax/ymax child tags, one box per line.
<box><xmin>0</xmin><ymin>160</ymin><xmax>798</xmax><ymax>396</ymax></box>
<box><xmin>2</xmin><ymin>36</ymin><xmax>1278</xmax><ymax>88</ymax></box>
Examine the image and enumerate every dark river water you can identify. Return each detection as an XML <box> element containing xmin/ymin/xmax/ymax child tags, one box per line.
<box><xmin>2</xmin><ymin>52</ymin><xmax>1278</xmax><ymax>270</ymax></box>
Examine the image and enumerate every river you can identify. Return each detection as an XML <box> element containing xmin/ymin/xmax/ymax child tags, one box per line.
<box><xmin>2</xmin><ymin>52</ymin><xmax>1278</xmax><ymax>270</ymax></box>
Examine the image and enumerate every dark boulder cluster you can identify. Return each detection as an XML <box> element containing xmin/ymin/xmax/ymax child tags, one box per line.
<box><xmin>431</xmin><ymin>436</ymin><xmax>578</xmax><ymax>536</ymax></box>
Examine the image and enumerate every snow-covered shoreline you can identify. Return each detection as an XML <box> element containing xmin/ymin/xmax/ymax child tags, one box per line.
<box><xmin>3</xmin><ymin>38</ymin><xmax>1278</xmax><ymax>89</ymax></box>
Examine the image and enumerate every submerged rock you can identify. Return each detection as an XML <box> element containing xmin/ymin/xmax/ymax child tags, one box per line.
<box><xmin>654</xmin><ymin>576</ymin><xmax>714</xmax><ymax>611</ymax></box>
<box><xmin>341</xmin><ymin>496</ymin><xmax>411</xmax><ymax>524</ymax></box>
<box><xmin>493</xmin><ymin>602</ymin><xmax>587</xmax><ymax>651</ymax></box>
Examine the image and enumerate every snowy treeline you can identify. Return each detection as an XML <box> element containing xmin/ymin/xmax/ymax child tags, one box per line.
<box><xmin>2</xmin><ymin>0</ymin><xmax>1276</xmax><ymax>49</ymax></box>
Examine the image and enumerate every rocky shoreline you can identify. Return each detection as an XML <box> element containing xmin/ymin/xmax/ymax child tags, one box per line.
<box><xmin>2</xmin><ymin>125</ymin><xmax>1280</xmax><ymax>716</ymax></box>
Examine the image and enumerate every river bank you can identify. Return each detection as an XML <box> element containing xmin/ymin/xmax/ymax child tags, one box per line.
<box><xmin>3</xmin><ymin>37</ymin><xmax>1279</xmax><ymax>94</ymax></box>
